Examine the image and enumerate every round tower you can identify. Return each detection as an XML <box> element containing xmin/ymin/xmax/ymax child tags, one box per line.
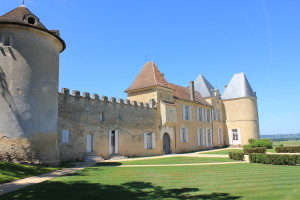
<box><xmin>222</xmin><ymin>73</ymin><xmax>259</xmax><ymax>146</ymax></box>
<box><xmin>0</xmin><ymin>5</ymin><xmax>65</xmax><ymax>164</ymax></box>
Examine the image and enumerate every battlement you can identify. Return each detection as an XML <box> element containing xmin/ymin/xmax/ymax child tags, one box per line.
<box><xmin>59</xmin><ymin>88</ymin><xmax>156</xmax><ymax>109</ymax></box>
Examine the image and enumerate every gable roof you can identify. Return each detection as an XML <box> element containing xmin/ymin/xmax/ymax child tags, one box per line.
<box><xmin>222</xmin><ymin>73</ymin><xmax>256</xmax><ymax>100</ymax></box>
<box><xmin>194</xmin><ymin>74</ymin><xmax>215</xmax><ymax>98</ymax></box>
<box><xmin>125</xmin><ymin>62</ymin><xmax>170</xmax><ymax>92</ymax></box>
<box><xmin>0</xmin><ymin>6</ymin><xmax>66</xmax><ymax>52</ymax></box>
<box><xmin>168</xmin><ymin>83</ymin><xmax>210</xmax><ymax>106</ymax></box>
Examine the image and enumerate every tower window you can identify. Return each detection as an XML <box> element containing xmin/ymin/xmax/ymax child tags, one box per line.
<box><xmin>28</xmin><ymin>17</ymin><xmax>36</xmax><ymax>25</ymax></box>
<box><xmin>3</xmin><ymin>36</ymin><xmax>10</xmax><ymax>46</ymax></box>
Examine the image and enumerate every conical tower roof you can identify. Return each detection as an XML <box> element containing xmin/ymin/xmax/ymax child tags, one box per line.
<box><xmin>0</xmin><ymin>5</ymin><xmax>47</xmax><ymax>30</ymax></box>
<box><xmin>0</xmin><ymin>5</ymin><xmax>66</xmax><ymax>52</ymax></box>
<box><xmin>125</xmin><ymin>62</ymin><xmax>171</xmax><ymax>92</ymax></box>
<box><xmin>222</xmin><ymin>73</ymin><xmax>255</xmax><ymax>100</ymax></box>
<box><xmin>194</xmin><ymin>74</ymin><xmax>215</xmax><ymax>98</ymax></box>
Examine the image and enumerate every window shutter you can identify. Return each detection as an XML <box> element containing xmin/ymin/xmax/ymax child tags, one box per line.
<box><xmin>180</xmin><ymin>127</ymin><xmax>184</xmax><ymax>142</ymax></box>
<box><xmin>108</xmin><ymin>130</ymin><xmax>112</xmax><ymax>154</ymax></box>
<box><xmin>197</xmin><ymin>128</ymin><xmax>200</xmax><ymax>146</ymax></box>
<box><xmin>152</xmin><ymin>133</ymin><xmax>156</xmax><ymax>148</ymax></box>
<box><xmin>144</xmin><ymin>133</ymin><xmax>148</xmax><ymax>149</ymax></box>
<box><xmin>186</xmin><ymin>127</ymin><xmax>189</xmax><ymax>142</ymax></box>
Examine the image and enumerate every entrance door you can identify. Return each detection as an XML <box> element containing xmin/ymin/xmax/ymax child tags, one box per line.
<box><xmin>163</xmin><ymin>133</ymin><xmax>171</xmax><ymax>154</ymax></box>
<box><xmin>109</xmin><ymin>130</ymin><xmax>119</xmax><ymax>154</ymax></box>
<box><xmin>86</xmin><ymin>134</ymin><xmax>93</xmax><ymax>153</ymax></box>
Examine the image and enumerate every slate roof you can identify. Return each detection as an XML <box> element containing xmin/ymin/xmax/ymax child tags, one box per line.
<box><xmin>125</xmin><ymin>62</ymin><xmax>171</xmax><ymax>92</ymax></box>
<box><xmin>0</xmin><ymin>5</ymin><xmax>66</xmax><ymax>51</ymax></box>
<box><xmin>222</xmin><ymin>73</ymin><xmax>256</xmax><ymax>100</ymax></box>
<box><xmin>194</xmin><ymin>74</ymin><xmax>215</xmax><ymax>98</ymax></box>
<box><xmin>168</xmin><ymin>83</ymin><xmax>210</xmax><ymax>106</ymax></box>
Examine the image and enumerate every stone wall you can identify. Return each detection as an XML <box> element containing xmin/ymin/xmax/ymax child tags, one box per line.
<box><xmin>58</xmin><ymin>89</ymin><xmax>160</xmax><ymax>161</ymax></box>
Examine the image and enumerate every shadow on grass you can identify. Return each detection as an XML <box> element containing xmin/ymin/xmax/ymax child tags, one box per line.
<box><xmin>95</xmin><ymin>162</ymin><xmax>122</xmax><ymax>166</ymax></box>
<box><xmin>1</xmin><ymin>181</ymin><xmax>241</xmax><ymax>200</ymax></box>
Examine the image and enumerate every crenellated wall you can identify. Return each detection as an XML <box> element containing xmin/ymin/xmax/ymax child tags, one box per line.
<box><xmin>58</xmin><ymin>88</ymin><xmax>161</xmax><ymax>161</ymax></box>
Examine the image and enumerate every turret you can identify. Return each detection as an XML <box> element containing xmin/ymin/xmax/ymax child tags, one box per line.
<box><xmin>222</xmin><ymin>73</ymin><xmax>259</xmax><ymax>146</ymax></box>
<box><xmin>0</xmin><ymin>5</ymin><xmax>65</xmax><ymax>164</ymax></box>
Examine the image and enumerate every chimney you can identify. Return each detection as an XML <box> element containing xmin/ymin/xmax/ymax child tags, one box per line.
<box><xmin>189</xmin><ymin>81</ymin><xmax>195</xmax><ymax>101</ymax></box>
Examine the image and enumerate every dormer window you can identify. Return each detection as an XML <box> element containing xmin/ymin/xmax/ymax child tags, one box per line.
<box><xmin>28</xmin><ymin>17</ymin><xmax>36</xmax><ymax>25</ymax></box>
<box><xmin>23</xmin><ymin>15</ymin><xmax>38</xmax><ymax>26</ymax></box>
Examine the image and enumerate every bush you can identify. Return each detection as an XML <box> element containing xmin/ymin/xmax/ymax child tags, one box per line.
<box><xmin>243</xmin><ymin>147</ymin><xmax>267</xmax><ymax>155</ymax></box>
<box><xmin>228</xmin><ymin>152</ymin><xmax>244</xmax><ymax>161</ymax></box>
<box><xmin>249</xmin><ymin>153</ymin><xmax>300</xmax><ymax>166</ymax></box>
<box><xmin>248</xmin><ymin>139</ymin><xmax>273</xmax><ymax>149</ymax></box>
<box><xmin>275</xmin><ymin>146</ymin><xmax>300</xmax><ymax>153</ymax></box>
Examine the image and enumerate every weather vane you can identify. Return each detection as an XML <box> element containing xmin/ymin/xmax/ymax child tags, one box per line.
<box><xmin>22</xmin><ymin>0</ymin><xmax>25</xmax><ymax>5</ymax></box>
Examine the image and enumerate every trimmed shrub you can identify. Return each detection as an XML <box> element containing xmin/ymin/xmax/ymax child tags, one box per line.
<box><xmin>248</xmin><ymin>139</ymin><xmax>273</xmax><ymax>149</ymax></box>
<box><xmin>275</xmin><ymin>146</ymin><xmax>300</xmax><ymax>153</ymax></box>
<box><xmin>249</xmin><ymin>153</ymin><xmax>300</xmax><ymax>166</ymax></box>
<box><xmin>229</xmin><ymin>152</ymin><xmax>244</xmax><ymax>161</ymax></box>
<box><xmin>243</xmin><ymin>147</ymin><xmax>267</xmax><ymax>155</ymax></box>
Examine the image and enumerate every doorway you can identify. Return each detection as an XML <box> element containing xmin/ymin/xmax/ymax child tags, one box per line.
<box><xmin>109</xmin><ymin>130</ymin><xmax>119</xmax><ymax>155</ymax></box>
<box><xmin>163</xmin><ymin>133</ymin><xmax>171</xmax><ymax>154</ymax></box>
<box><xmin>86</xmin><ymin>134</ymin><xmax>94</xmax><ymax>153</ymax></box>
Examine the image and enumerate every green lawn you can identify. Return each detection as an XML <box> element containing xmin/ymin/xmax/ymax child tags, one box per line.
<box><xmin>273</xmin><ymin>140</ymin><xmax>300</xmax><ymax>147</ymax></box>
<box><xmin>0</xmin><ymin>162</ymin><xmax>73</xmax><ymax>184</ymax></box>
<box><xmin>200</xmin><ymin>148</ymin><xmax>276</xmax><ymax>154</ymax></box>
<box><xmin>115</xmin><ymin>156</ymin><xmax>234</xmax><ymax>165</ymax></box>
<box><xmin>199</xmin><ymin>149</ymin><xmax>243</xmax><ymax>154</ymax></box>
<box><xmin>2</xmin><ymin>163</ymin><xmax>299</xmax><ymax>200</ymax></box>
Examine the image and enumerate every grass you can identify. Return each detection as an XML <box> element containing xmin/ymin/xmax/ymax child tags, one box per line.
<box><xmin>273</xmin><ymin>140</ymin><xmax>300</xmax><ymax>147</ymax></box>
<box><xmin>199</xmin><ymin>149</ymin><xmax>243</xmax><ymax>154</ymax></box>
<box><xmin>115</xmin><ymin>156</ymin><xmax>234</xmax><ymax>165</ymax></box>
<box><xmin>0</xmin><ymin>162</ymin><xmax>74</xmax><ymax>184</ymax></box>
<box><xmin>200</xmin><ymin>148</ymin><xmax>276</xmax><ymax>155</ymax></box>
<box><xmin>2</xmin><ymin>163</ymin><xmax>300</xmax><ymax>200</ymax></box>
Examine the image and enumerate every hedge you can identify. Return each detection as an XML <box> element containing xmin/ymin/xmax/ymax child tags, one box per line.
<box><xmin>275</xmin><ymin>146</ymin><xmax>300</xmax><ymax>153</ymax></box>
<box><xmin>249</xmin><ymin>153</ymin><xmax>300</xmax><ymax>166</ymax></box>
<box><xmin>228</xmin><ymin>152</ymin><xmax>244</xmax><ymax>161</ymax></box>
<box><xmin>248</xmin><ymin>139</ymin><xmax>273</xmax><ymax>149</ymax></box>
<box><xmin>243</xmin><ymin>146</ymin><xmax>266</xmax><ymax>155</ymax></box>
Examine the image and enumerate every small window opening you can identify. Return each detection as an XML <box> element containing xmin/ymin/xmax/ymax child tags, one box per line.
<box><xmin>28</xmin><ymin>17</ymin><xmax>36</xmax><ymax>25</ymax></box>
<box><xmin>3</xmin><ymin>37</ymin><xmax>10</xmax><ymax>46</ymax></box>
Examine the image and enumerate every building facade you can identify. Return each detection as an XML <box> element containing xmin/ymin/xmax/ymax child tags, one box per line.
<box><xmin>0</xmin><ymin>6</ymin><xmax>259</xmax><ymax>163</ymax></box>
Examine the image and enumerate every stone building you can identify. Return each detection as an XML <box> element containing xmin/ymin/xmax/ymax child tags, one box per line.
<box><xmin>0</xmin><ymin>6</ymin><xmax>259</xmax><ymax>164</ymax></box>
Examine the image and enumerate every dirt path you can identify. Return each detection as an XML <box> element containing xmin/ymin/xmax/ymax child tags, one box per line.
<box><xmin>0</xmin><ymin>162</ymin><xmax>93</xmax><ymax>196</ymax></box>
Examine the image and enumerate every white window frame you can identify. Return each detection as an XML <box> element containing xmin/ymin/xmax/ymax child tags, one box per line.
<box><xmin>183</xmin><ymin>105</ymin><xmax>191</xmax><ymax>121</ymax></box>
<box><xmin>206</xmin><ymin>109</ymin><xmax>212</xmax><ymax>122</ymax></box>
<box><xmin>180</xmin><ymin>126</ymin><xmax>189</xmax><ymax>143</ymax></box>
<box><xmin>206</xmin><ymin>129</ymin><xmax>213</xmax><ymax>147</ymax></box>
<box><xmin>197</xmin><ymin>128</ymin><xmax>206</xmax><ymax>146</ymax></box>
<box><xmin>197</xmin><ymin>108</ymin><xmax>205</xmax><ymax>122</ymax></box>
<box><xmin>144</xmin><ymin>132</ymin><xmax>155</xmax><ymax>149</ymax></box>
<box><xmin>218</xmin><ymin>129</ymin><xmax>223</xmax><ymax>145</ymax></box>
<box><xmin>229</xmin><ymin>129</ymin><xmax>241</xmax><ymax>145</ymax></box>
<box><xmin>61</xmin><ymin>130</ymin><xmax>70</xmax><ymax>144</ymax></box>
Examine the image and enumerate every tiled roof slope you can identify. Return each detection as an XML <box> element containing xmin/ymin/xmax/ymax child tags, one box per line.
<box><xmin>0</xmin><ymin>6</ymin><xmax>47</xmax><ymax>30</ymax></box>
<box><xmin>222</xmin><ymin>73</ymin><xmax>256</xmax><ymax>100</ymax></box>
<box><xmin>168</xmin><ymin>83</ymin><xmax>209</xmax><ymax>106</ymax></box>
<box><xmin>125</xmin><ymin>62</ymin><xmax>170</xmax><ymax>92</ymax></box>
<box><xmin>194</xmin><ymin>74</ymin><xmax>215</xmax><ymax>98</ymax></box>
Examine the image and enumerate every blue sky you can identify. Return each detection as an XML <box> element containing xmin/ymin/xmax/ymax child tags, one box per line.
<box><xmin>1</xmin><ymin>0</ymin><xmax>300</xmax><ymax>135</ymax></box>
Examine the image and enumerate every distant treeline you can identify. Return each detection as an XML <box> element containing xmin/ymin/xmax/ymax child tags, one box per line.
<box><xmin>270</xmin><ymin>138</ymin><xmax>300</xmax><ymax>141</ymax></box>
<box><xmin>261</xmin><ymin>133</ymin><xmax>300</xmax><ymax>141</ymax></box>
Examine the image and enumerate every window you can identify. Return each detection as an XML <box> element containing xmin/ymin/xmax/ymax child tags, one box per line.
<box><xmin>207</xmin><ymin>129</ymin><xmax>212</xmax><ymax>146</ymax></box>
<box><xmin>232</xmin><ymin>129</ymin><xmax>239</xmax><ymax>141</ymax></box>
<box><xmin>198</xmin><ymin>128</ymin><xmax>206</xmax><ymax>146</ymax></box>
<box><xmin>3</xmin><ymin>36</ymin><xmax>10</xmax><ymax>46</ymax></box>
<box><xmin>180</xmin><ymin>127</ymin><xmax>188</xmax><ymax>143</ymax></box>
<box><xmin>144</xmin><ymin>132</ymin><xmax>155</xmax><ymax>149</ymax></box>
<box><xmin>218</xmin><ymin>129</ymin><xmax>223</xmax><ymax>145</ymax></box>
<box><xmin>61</xmin><ymin>130</ymin><xmax>70</xmax><ymax>144</ymax></box>
<box><xmin>207</xmin><ymin>109</ymin><xmax>212</xmax><ymax>122</ymax></box>
<box><xmin>183</xmin><ymin>105</ymin><xmax>191</xmax><ymax>121</ymax></box>
<box><xmin>197</xmin><ymin>108</ymin><xmax>205</xmax><ymax>122</ymax></box>
<box><xmin>99</xmin><ymin>113</ymin><xmax>104</xmax><ymax>122</ymax></box>
<box><xmin>28</xmin><ymin>17</ymin><xmax>36</xmax><ymax>25</ymax></box>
